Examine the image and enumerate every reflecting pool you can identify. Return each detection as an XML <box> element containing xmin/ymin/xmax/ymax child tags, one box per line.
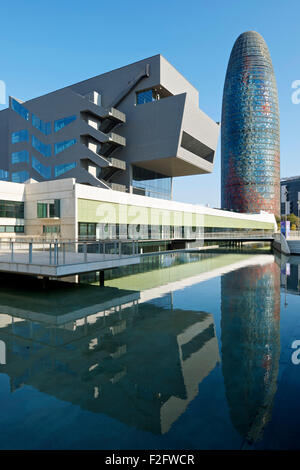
<box><xmin>0</xmin><ymin>251</ymin><xmax>299</xmax><ymax>449</ymax></box>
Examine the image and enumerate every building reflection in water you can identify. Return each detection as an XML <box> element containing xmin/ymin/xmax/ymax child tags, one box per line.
<box><xmin>0</xmin><ymin>280</ymin><xmax>220</xmax><ymax>435</ymax></box>
<box><xmin>221</xmin><ymin>262</ymin><xmax>281</xmax><ymax>444</ymax></box>
<box><xmin>280</xmin><ymin>258</ymin><xmax>300</xmax><ymax>296</ymax></box>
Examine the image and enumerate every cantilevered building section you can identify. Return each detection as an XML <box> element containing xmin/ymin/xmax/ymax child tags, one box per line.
<box><xmin>221</xmin><ymin>31</ymin><xmax>280</xmax><ymax>217</ymax></box>
<box><xmin>0</xmin><ymin>55</ymin><xmax>219</xmax><ymax>199</ymax></box>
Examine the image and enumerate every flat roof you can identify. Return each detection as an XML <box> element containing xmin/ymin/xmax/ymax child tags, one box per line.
<box><xmin>281</xmin><ymin>176</ymin><xmax>300</xmax><ymax>182</ymax></box>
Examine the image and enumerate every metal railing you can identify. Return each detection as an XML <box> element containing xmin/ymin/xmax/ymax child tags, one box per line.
<box><xmin>0</xmin><ymin>239</ymin><xmax>139</xmax><ymax>266</ymax></box>
<box><xmin>286</xmin><ymin>231</ymin><xmax>300</xmax><ymax>239</ymax></box>
<box><xmin>107</xmin><ymin>157</ymin><xmax>126</xmax><ymax>170</ymax></box>
<box><xmin>202</xmin><ymin>231</ymin><xmax>274</xmax><ymax>240</ymax></box>
<box><xmin>108</xmin><ymin>132</ymin><xmax>126</xmax><ymax>146</ymax></box>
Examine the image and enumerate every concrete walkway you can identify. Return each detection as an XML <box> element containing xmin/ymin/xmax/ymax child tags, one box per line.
<box><xmin>0</xmin><ymin>250</ymin><xmax>140</xmax><ymax>277</ymax></box>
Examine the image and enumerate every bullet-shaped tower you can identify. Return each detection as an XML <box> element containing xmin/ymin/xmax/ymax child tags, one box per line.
<box><xmin>221</xmin><ymin>31</ymin><xmax>280</xmax><ymax>216</ymax></box>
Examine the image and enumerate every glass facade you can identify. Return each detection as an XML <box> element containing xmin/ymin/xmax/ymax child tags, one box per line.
<box><xmin>54</xmin><ymin>115</ymin><xmax>76</xmax><ymax>132</ymax></box>
<box><xmin>37</xmin><ymin>200</ymin><xmax>60</xmax><ymax>218</ymax></box>
<box><xmin>11</xmin><ymin>130</ymin><xmax>29</xmax><ymax>144</ymax></box>
<box><xmin>136</xmin><ymin>89</ymin><xmax>156</xmax><ymax>105</ymax></box>
<box><xmin>32</xmin><ymin>156</ymin><xmax>51</xmax><ymax>179</ymax></box>
<box><xmin>11</xmin><ymin>150</ymin><xmax>29</xmax><ymax>164</ymax></box>
<box><xmin>11</xmin><ymin>171</ymin><xmax>29</xmax><ymax>183</ymax></box>
<box><xmin>136</xmin><ymin>88</ymin><xmax>165</xmax><ymax>105</ymax></box>
<box><xmin>281</xmin><ymin>178</ymin><xmax>300</xmax><ymax>217</ymax></box>
<box><xmin>32</xmin><ymin>114</ymin><xmax>51</xmax><ymax>135</ymax></box>
<box><xmin>221</xmin><ymin>31</ymin><xmax>280</xmax><ymax>217</ymax></box>
<box><xmin>54</xmin><ymin>161</ymin><xmax>76</xmax><ymax>177</ymax></box>
<box><xmin>0</xmin><ymin>200</ymin><xmax>24</xmax><ymax>218</ymax></box>
<box><xmin>132</xmin><ymin>166</ymin><xmax>171</xmax><ymax>199</ymax></box>
<box><xmin>11</xmin><ymin>98</ymin><xmax>29</xmax><ymax>120</ymax></box>
<box><xmin>54</xmin><ymin>139</ymin><xmax>76</xmax><ymax>155</ymax></box>
<box><xmin>32</xmin><ymin>135</ymin><xmax>51</xmax><ymax>157</ymax></box>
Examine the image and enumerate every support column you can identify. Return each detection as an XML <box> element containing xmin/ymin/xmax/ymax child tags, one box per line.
<box><xmin>42</xmin><ymin>276</ymin><xmax>49</xmax><ymax>289</ymax></box>
<box><xmin>99</xmin><ymin>270</ymin><xmax>105</xmax><ymax>287</ymax></box>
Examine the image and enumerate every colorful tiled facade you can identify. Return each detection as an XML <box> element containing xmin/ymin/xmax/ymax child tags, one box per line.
<box><xmin>221</xmin><ymin>31</ymin><xmax>280</xmax><ymax>217</ymax></box>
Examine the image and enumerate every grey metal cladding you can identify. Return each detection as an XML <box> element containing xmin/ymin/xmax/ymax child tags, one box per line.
<box><xmin>2</xmin><ymin>53</ymin><xmax>219</xmax><ymax>189</ymax></box>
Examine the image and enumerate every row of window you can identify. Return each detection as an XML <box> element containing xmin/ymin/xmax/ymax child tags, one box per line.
<box><xmin>12</xmin><ymin>129</ymin><xmax>29</xmax><ymax>144</ymax></box>
<box><xmin>0</xmin><ymin>170</ymin><xmax>9</xmax><ymax>181</ymax></box>
<box><xmin>32</xmin><ymin>114</ymin><xmax>51</xmax><ymax>136</ymax></box>
<box><xmin>11</xmin><ymin>98</ymin><xmax>77</xmax><ymax>134</ymax></box>
<box><xmin>0</xmin><ymin>200</ymin><xmax>24</xmax><ymax>218</ymax></box>
<box><xmin>0</xmin><ymin>199</ymin><xmax>60</xmax><ymax>219</ymax></box>
<box><xmin>78</xmin><ymin>222</ymin><xmax>273</xmax><ymax>240</ymax></box>
<box><xmin>12</xmin><ymin>150</ymin><xmax>29</xmax><ymax>164</ymax></box>
<box><xmin>54</xmin><ymin>115</ymin><xmax>76</xmax><ymax>132</ymax></box>
<box><xmin>78</xmin><ymin>222</ymin><xmax>202</xmax><ymax>240</ymax></box>
<box><xmin>12</xmin><ymin>131</ymin><xmax>77</xmax><ymax>158</ymax></box>
<box><xmin>37</xmin><ymin>200</ymin><xmax>60</xmax><ymax>218</ymax></box>
<box><xmin>11</xmin><ymin>99</ymin><xmax>29</xmax><ymax>120</ymax></box>
<box><xmin>0</xmin><ymin>225</ymin><xmax>24</xmax><ymax>233</ymax></box>
<box><xmin>12</xmin><ymin>171</ymin><xmax>29</xmax><ymax>183</ymax></box>
<box><xmin>43</xmin><ymin>225</ymin><xmax>60</xmax><ymax>233</ymax></box>
<box><xmin>32</xmin><ymin>135</ymin><xmax>51</xmax><ymax>157</ymax></box>
<box><xmin>32</xmin><ymin>156</ymin><xmax>51</xmax><ymax>179</ymax></box>
<box><xmin>10</xmin><ymin>152</ymin><xmax>77</xmax><ymax>180</ymax></box>
<box><xmin>54</xmin><ymin>161</ymin><xmax>76</xmax><ymax>177</ymax></box>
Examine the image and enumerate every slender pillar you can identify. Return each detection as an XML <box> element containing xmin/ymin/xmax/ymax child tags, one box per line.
<box><xmin>99</xmin><ymin>270</ymin><xmax>105</xmax><ymax>287</ymax></box>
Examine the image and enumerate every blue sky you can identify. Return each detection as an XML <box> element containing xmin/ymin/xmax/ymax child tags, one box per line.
<box><xmin>1</xmin><ymin>0</ymin><xmax>299</xmax><ymax>207</ymax></box>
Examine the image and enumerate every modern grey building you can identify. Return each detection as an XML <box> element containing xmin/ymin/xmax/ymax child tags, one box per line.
<box><xmin>0</xmin><ymin>54</ymin><xmax>219</xmax><ymax>199</ymax></box>
<box><xmin>280</xmin><ymin>176</ymin><xmax>300</xmax><ymax>218</ymax></box>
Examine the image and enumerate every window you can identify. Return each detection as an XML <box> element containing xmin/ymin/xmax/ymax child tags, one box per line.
<box><xmin>0</xmin><ymin>170</ymin><xmax>9</xmax><ymax>181</ymax></box>
<box><xmin>0</xmin><ymin>200</ymin><xmax>24</xmax><ymax>218</ymax></box>
<box><xmin>136</xmin><ymin>87</ymin><xmax>171</xmax><ymax>105</ymax></box>
<box><xmin>11</xmin><ymin>98</ymin><xmax>29</xmax><ymax>120</ymax></box>
<box><xmin>32</xmin><ymin>114</ymin><xmax>51</xmax><ymax>135</ymax></box>
<box><xmin>54</xmin><ymin>115</ymin><xmax>76</xmax><ymax>132</ymax></box>
<box><xmin>37</xmin><ymin>199</ymin><xmax>60</xmax><ymax>218</ymax></box>
<box><xmin>32</xmin><ymin>135</ymin><xmax>51</xmax><ymax>157</ymax></box>
<box><xmin>181</xmin><ymin>131</ymin><xmax>214</xmax><ymax>163</ymax></box>
<box><xmin>43</xmin><ymin>225</ymin><xmax>60</xmax><ymax>234</ymax></box>
<box><xmin>136</xmin><ymin>89</ymin><xmax>155</xmax><ymax>105</ymax></box>
<box><xmin>54</xmin><ymin>139</ymin><xmax>76</xmax><ymax>155</ymax></box>
<box><xmin>37</xmin><ymin>202</ymin><xmax>47</xmax><ymax>218</ymax></box>
<box><xmin>11</xmin><ymin>130</ymin><xmax>29</xmax><ymax>144</ymax></box>
<box><xmin>54</xmin><ymin>161</ymin><xmax>76</xmax><ymax>177</ymax></box>
<box><xmin>132</xmin><ymin>165</ymin><xmax>172</xmax><ymax>200</ymax></box>
<box><xmin>11</xmin><ymin>171</ymin><xmax>29</xmax><ymax>183</ymax></box>
<box><xmin>11</xmin><ymin>150</ymin><xmax>29</xmax><ymax>164</ymax></box>
<box><xmin>0</xmin><ymin>225</ymin><xmax>24</xmax><ymax>233</ymax></box>
<box><xmin>78</xmin><ymin>222</ymin><xmax>96</xmax><ymax>238</ymax></box>
<box><xmin>32</xmin><ymin>156</ymin><xmax>51</xmax><ymax>179</ymax></box>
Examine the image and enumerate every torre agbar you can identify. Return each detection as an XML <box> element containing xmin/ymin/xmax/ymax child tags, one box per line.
<box><xmin>221</xmin><ymin>31</ymin><xmax>280</xmax><ymax>217</ymax></box>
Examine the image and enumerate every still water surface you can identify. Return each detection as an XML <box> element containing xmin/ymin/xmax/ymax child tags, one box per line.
<box><xmin>0</xmin><ymin>250</ymin><xmax>299</xmax><ymax>450</ymax></box>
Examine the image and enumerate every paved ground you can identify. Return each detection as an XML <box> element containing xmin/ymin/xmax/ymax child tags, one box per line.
<box><xmin>0</xmin><ymin>249</ymin><xmax>140</xmax><ymax>277</ymax></box>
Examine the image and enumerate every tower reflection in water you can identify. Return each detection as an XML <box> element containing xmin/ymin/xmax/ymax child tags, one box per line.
<box><xmin>0</xmin><ymin>280</ymin><xmax>220</xmax><ymax>435</ymax></box>
<box><xmin>221</xmin><ymin>262</ymin><xmax>281</xmax><ymax>444</ymax></box>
